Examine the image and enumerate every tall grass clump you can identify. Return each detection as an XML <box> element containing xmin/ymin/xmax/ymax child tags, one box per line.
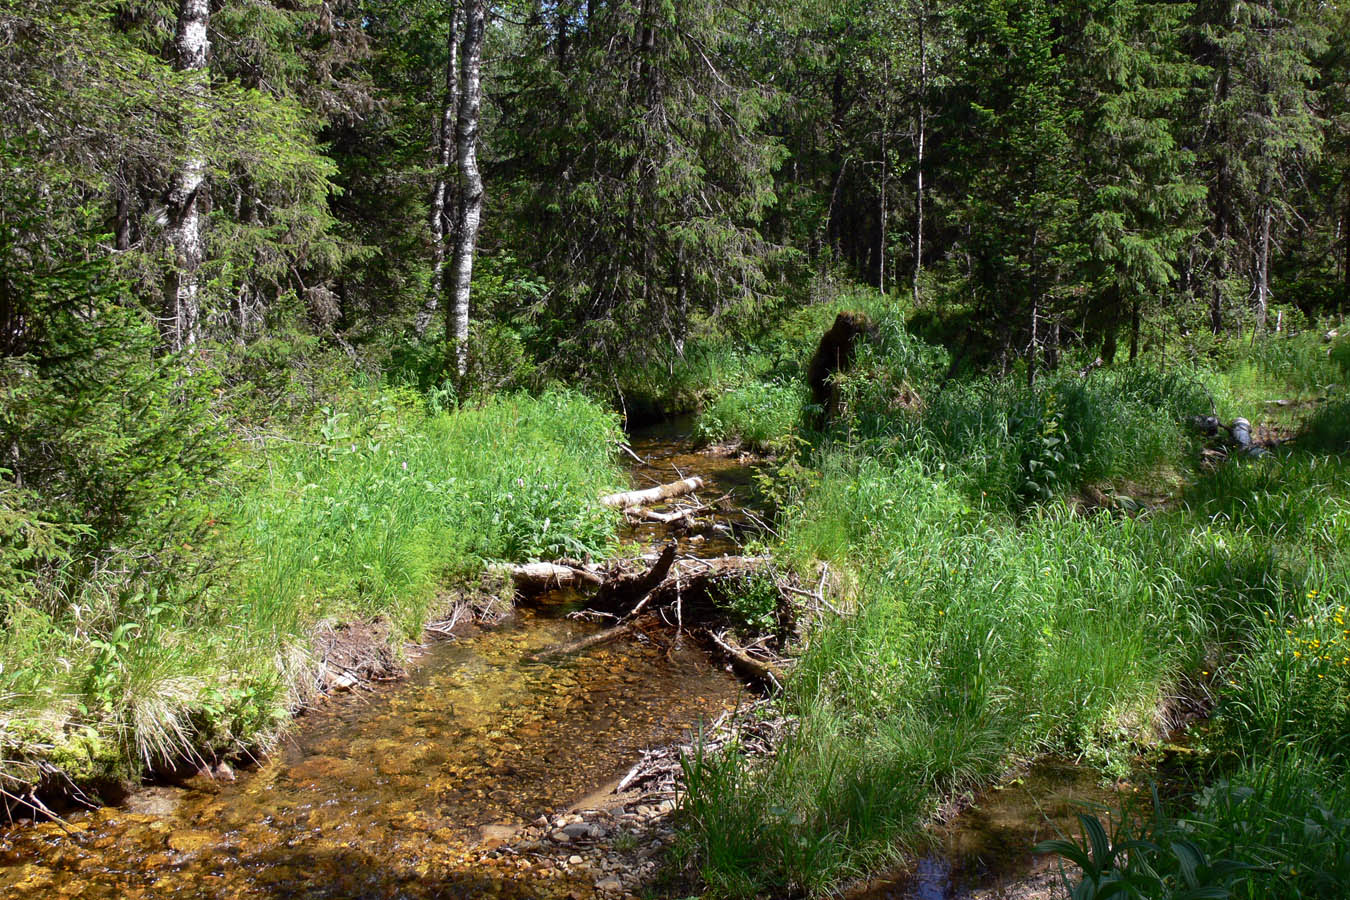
<box><xmin>0</xmin><ymin>389</ymin><xmax>625</xmax><ymax>789</ymax></box>
<box><xmin>615</xmin><ymin>342</ymin><xmax>770</xmax><ymax>421</ymax></box>
<box><xmin>1181</xmin><ymin>762</ymin><xmax>1350</xmax><ymax>899</ymax></box>
<box><xmin>1202</xmin><ymin>331</ymin><xmax>1349</xmax><ymax>419</ymax></box>
<box><xmin>1302</xmin><ymin>397</ymin><xmax>1350</xmax><ymax>454</ymax></box>
<box><xmin>681</xmin><ymin>453</ymin><xmax>1202</xmax><ymax>896</ymax></box>
<box><xmin>830</xmin><ymin>321</ymin><xmax>1208</xmax><ymax>508</ymax></box>
<box><xmin>695</xmin><ymin>380</ymin><xmax>806</xmax><ymax>453</ymax></box>
<box><xmin>1021</xmin><ymin>452</ymin><xmax>1350</xmax><ymax>898</ymax></box>
<box><xmin>229</xmin><ymin>388</ymin><xmax>623</xmax><ymax>636</ymax></box>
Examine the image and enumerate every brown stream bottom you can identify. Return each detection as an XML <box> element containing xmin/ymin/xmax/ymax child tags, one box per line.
<box><xmin>0</xmin><ymin>602</ymin><xmax>746</xmax><ymax>899</ymax></box>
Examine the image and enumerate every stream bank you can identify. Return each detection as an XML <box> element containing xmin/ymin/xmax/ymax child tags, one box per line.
<box><xmin>0</xmin><ymin>418</ymin><xmax>766</xmax><ymax>899</ymax></box>
<box><xmin>0</xmin><ymin>418</ymin><xmax>1140</xmax><ymax>900</ymax></box>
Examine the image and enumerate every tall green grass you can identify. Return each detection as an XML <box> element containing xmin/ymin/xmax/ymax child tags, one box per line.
<box><xmin>0</xmin><ymin>389</ymin><xmax>624</xmax><ymax>788</ymax></box>
<box><xmin>679</xmin><ymin>314</ymin><xmax>1350</xmax><ymax>896</ymax></box>
<box><xmin>1201</xmin><ymin>331</ymin><xmax>1350</xmax><ymax>422</ymax></box>
<box><xmin>694</xmin><ymin>380</ymin><xmax>806</xmax><ymax>453</ymax></box>
<box><xmin>828</xmin><ymin>312</ymin><xmax>1209</xmax><ymax>508</ymax></box>
<box><xmin>681</xmin><ymin>455</ymin><xmax>1205</xmax><ymax>895</ymax></box>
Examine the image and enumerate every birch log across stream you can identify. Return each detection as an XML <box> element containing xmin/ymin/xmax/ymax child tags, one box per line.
<box><xmin>599</xmin><ymin>476</ymin><xmax>704</xmax><ymax>510</ymax></box>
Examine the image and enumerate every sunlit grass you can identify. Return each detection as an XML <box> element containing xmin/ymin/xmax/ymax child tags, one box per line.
<box><xmin>0</xmin><ymin>389</ymin><xmax>625</xmax><ymax>787</ymax></box>
<box><xmin>681</xmin><ymin>331</ymin><xmax>1350</xmax><ymax>897</ymax></box>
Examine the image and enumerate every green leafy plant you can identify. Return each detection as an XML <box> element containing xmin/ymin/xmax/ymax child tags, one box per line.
<box><xmin>1036</xmin><ymin>797</ymin><xmax>1258</xmax><ymax>900</ymax></box>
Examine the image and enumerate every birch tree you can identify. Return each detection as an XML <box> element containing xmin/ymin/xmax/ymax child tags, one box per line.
<box><xmin>162</xmin><ymin>0</ymin><xmax>211</xmax><ymax>354</ymax></box>
<box><xmin>446</xmin><ymin>0</ymin><xmax>485</xmax><ymax>378</ymax></box>
<box><xmin>416</xmin><ymin>4</ymin><xmax>462</xmax><ymax>337</ymax></box>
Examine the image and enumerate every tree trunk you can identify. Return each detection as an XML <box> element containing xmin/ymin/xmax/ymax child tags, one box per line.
<box><xmin>1256</xmin><ymin>183</ymin><xmax>1272</xmax><ymax>333</ymax></box>
<box><xmin>162</xmin><ymin>0</ymin><xmax>210</xmax><ymax>354</ymax></box>
<box><xmin>1027</xmin><ymin>227</ymin><xmax>1040</xmax><ymax>389</ymax></box>
<box><xmin>446</xmin><ymin>0</ymin><xmax>486</xmax><ymax>379</ymax></box>
<box><xmin>415</xmin><ymin>5</ymin><xmax>461</xmax><ymax>338</ymax></box>
<box><xmin>1128</xmin><ymin>296</ymin><xmax>1141</xmax><ymax>362</ymax></box>
<box><xmin>878</xmin><ymin>57</ymin><xmax>889</xmax><ymax>297</ymax></box>
<box><xmin>492</xmin><ymin>561</ymin><xmax>604</xmax><ymax>590</ymax></box>
<box><xmin>913</xmin><ymin>3</ymin><xmax>927</xmax><ymax>306</ymax></box>
<box><xmin>114</xmin><ymin>161</ymin><xmax>131</xmax><ymax>252</ymax></box>
<box><xmin>1210</xmin><ymin>60</ymin><xmax>1230</xmax><ymax>336</ymax></box>
<box><xmin>1342</xmin><ymin>192</ymin><xmax>1350</xmax><ymax>318</ymax></box>
<box><xmin>1211</xmin><ymin>199</ymin><xmax>1228</xmax><ymax>336</ymax></box>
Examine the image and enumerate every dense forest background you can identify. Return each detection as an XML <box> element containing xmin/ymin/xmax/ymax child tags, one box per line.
<box><xmin>4</xmin><ymin>0</ymin><xmax>1345</xmax><ymax>394</ymax></box>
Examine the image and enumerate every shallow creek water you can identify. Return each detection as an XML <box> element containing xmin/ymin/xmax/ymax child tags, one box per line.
<box><xmin>0</xmin><ymin>422</ymin><xmax>752</xmax><ymax>899</ymax></box>
<box><xmin>850</xmin><ymin>759</ymin><xmax>1124</xmax><ymax>900</ymax></box>
<box><xmin>0</xmin><ymin>423</ymin><xmax>1121</xmax><ymax>900</ymax></box>
<box><xmin>616</xmin><ymin>416</ymin><xmax>766</xmax><ymax>557</ymax></box>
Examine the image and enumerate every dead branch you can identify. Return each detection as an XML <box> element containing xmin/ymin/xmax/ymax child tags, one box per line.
<box><xmin>707</xmin><ymin>630</ymin><xmax>784</xmax><ymax>692</ymax></box>
<box><xmin>524</xmin><ymin>624</ymin><xmax>634</xmax><ymax>663</ymax></box>
<box><xmin>600</xmin><ymin>476</ymin><xmax>704</xmax><ymax>509</ymax></box>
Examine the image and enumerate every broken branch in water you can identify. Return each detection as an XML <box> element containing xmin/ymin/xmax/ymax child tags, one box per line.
<box><xmin>524</xmin><ymin>623</ymin><xmax>634</xmax><ymax>663</ymax></box>
<box><xmin>707</xmin><ymin>630</ymin><xmax>784</xmax><ymax>692</ymax></box>
<box><xmin>617</xmin><ymin>443</ymin><xmax>647</xmax><ymax>465</ymax></box>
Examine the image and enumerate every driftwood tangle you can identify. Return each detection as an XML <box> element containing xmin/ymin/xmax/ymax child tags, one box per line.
<box><xmin>1193</xmin><ymin>415</ymin><xmax>1271</xmax><ymax>459</ymax></box>
<box><xmin>510</xmin><ymin>544</ymin><xmax>790</xmax><ymax>691</ymax></box>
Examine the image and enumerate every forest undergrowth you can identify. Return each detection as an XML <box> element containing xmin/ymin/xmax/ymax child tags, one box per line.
<box><xmin>680</xmin><ymin>307</ymin><xmax>1350</xmax><ymax>899</ymax></box>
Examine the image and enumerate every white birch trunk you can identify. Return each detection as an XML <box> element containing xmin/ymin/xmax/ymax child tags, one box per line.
<box><xmin>163</xmin><ymin>0</ymin><xmax>210</xmax><ymax>354</ymax></box>
<box><xmin>415</xmin><ymin>6</ymin><xmax>461</xmax><ymax>338</ymax></box>
<box><xmin>446</xmin><ymin>0</ymin><xmax>485</xmax><ymax>378</ymax></box>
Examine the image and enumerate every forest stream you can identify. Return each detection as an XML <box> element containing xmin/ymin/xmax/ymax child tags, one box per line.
<box><xmin>0</xmin><ymin>423</ymin><xmax>1118</xmax><ymax>900</ymax></box>
<box><xmin>0</xmin><ymin>422</ymin><xmax>758</xmax><ymax>900</ymax></box>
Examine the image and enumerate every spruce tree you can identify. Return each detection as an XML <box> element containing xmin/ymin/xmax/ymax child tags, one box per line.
<box><xmin>951</xmin><ymin>0</ymin><xmax>1079</xmax><ymax>380</ymax></box>
<box><xmin>496</xmin><ymin>0</ymin><xmax>787</xmax><ymax>377</ymax></box>
<box><xmin>1194</xmin><ymin>0</ymin><xmax>1327</xmax><ymax>332</ymax></box>
<box><xmin>1069</xmin><ymin>0</ymin><xmax>1206</xmax><ymax>361</ymax></box>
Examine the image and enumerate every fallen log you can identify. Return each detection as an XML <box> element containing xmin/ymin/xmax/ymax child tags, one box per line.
<box><xmin>600</xmin><ymin>477</ymin><xmax>704</xmax><ymax>510</ymax></box>
<box><xmin>491</xmin><ymin>561</ymin><xmax>603</xmax><ymax>591</ymax></box>
<box><xmin>707</xmin><ymin>631</ymin><xmax>785</xmax><ymax>692</ymax></box>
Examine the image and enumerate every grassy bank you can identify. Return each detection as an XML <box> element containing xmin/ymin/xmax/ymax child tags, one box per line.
<box><xmin>0</xmin><ymin>390</ymin><xmax>624</xmax><ymax>792</ymax></box>
<box><xmin>679</xmin><ymin>312</ymin><xmax>1350</xmax><ymax>897</ymax></box>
